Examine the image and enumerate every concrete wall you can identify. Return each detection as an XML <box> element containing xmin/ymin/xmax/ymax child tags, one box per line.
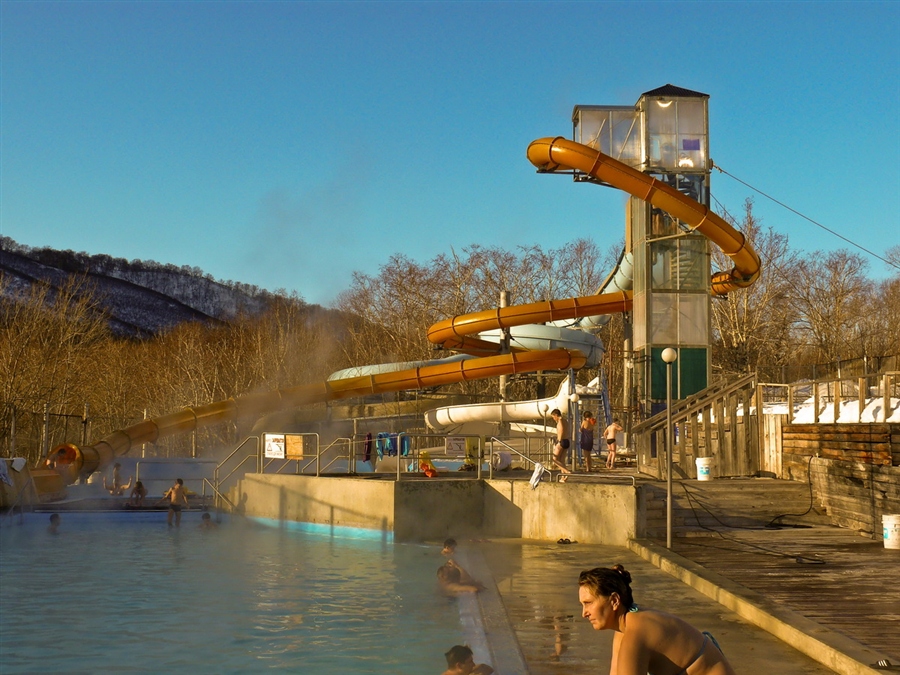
<box><xmin>236</xmin><ymin>474</ymin><xmax>640</xmax><ymax>546</ymax></box>
<box><xmin>237</xmin><ymin>474</ymin><xmax>396</xmax><ymax>535</ymax></box>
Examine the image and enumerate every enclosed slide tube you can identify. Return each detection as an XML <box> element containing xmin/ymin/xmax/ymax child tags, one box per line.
<box><xmin>527</xmin><ymin>137</ymin><xmax>761</xmax><ymax>294</ymax></box>
<box><xmin>424</xmin><ymin>376</ymin><xmax>604</xmax><ymax>434</ymax></box>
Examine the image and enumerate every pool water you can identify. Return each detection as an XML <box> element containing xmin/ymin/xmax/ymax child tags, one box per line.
<box><xmin>0</xmin><ymin>512</ymin><xmax>468</xmax><ymax>674</ymax></box>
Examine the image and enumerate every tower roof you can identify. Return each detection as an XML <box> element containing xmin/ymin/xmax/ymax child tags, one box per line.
<box><xmin>641</xmin><ymin>84</ymin><xmax>708</xmax><ymax>99</ymax></box>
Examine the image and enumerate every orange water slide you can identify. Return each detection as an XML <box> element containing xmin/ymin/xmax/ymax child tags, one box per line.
<box><xmin>68</xmin><ymin>292</ymin><xmax>635</xmax><ymax>477</ymax></box>
<box><xmin>66</xmin><ymin>348</ymin><xmax>590</xmax><ymax>478</ymax></box>
<box><xmin>526</xmin><ymin>137</ymin><xmax>761</xmax><ymax>295</ymax></box>
<box><xmin>60</xmin><ymin>138</ymin><xmax>759</xmax><ymax>480</ymax></box>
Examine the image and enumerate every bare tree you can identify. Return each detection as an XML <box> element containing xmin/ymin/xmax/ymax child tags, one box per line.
<box><xmin>710</xmin><ymin>199</ymin><xmax>800</xmax><ymax>378</ymax></box>
<box><xmin>790</xmin><ymin>249</ymin><xmax>872</xmax><ymax>364</ymax></box>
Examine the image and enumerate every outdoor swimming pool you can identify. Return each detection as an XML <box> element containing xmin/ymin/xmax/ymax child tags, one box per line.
<box><xmin>0</xmin><ymin>511</ymin><xmax>476</xmax><ymax>674</ymax></box>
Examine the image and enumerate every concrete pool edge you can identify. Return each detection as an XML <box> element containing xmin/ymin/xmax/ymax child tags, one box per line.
<box><xmin>628</xmin><ymin>539</ymin><xmax>883</xmax><ymax>675</ymax></box>
<box><xmin>462</xmin><ymin>548</ymin><xmax>531</xmax><ymax>674</ymax></box>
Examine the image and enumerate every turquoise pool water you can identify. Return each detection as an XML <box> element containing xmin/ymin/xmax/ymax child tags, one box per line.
<box><xmin>0</xmin><ymin>512</ymin><xmax>469</xmax><ymax>674</ymax></box>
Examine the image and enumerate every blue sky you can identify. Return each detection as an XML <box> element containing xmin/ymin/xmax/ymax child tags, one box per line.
<box><xmin>2</xmin><ymin>1</ymin><xmax>898</xmax><ymax>306</ymax></box>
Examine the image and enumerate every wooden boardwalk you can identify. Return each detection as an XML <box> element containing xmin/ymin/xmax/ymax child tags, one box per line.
<box><xmin>656</xmin><ymin>479</ymin><xmax>900</xmax><ymax>665</ymax></box>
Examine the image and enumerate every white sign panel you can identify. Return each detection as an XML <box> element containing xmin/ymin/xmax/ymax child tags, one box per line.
<box><xmin>264</xmin><ymin>434</ymin><xmax>286</xmax><ymax>459</ymax></box>
<box><xmin>446</xmin><ymin>436</ymin><xmax>466</xmax><ymax>455</ymax></box>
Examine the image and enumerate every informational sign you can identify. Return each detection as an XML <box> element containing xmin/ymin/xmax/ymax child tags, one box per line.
<box><xmin>286</xmin><ymin>435</ymin><xmax>307</xmax><ymax>460</ymax></box>
<box><xmin>264</xmin><ymin>434</ymin><xmax>285</xmax><ymax>459</ymax></box>
<box><xmin>446</xmin><ymin>437</ymin><xmax>467</xmax><ymax>456</ymax></box>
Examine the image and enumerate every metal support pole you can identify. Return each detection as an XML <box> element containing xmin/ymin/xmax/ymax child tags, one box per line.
<box><xmin>9</xmin><ymin>404</ymin><xmax>15</xmax><ymax>458</ymax></box>
<box><xmin>541</xmin><ymin>404</ymin><xmax>549</xmax><ymax>466</ymax></box>
<box><xmin>82</xmin><ymin>403</ymin><xmax>90</xmax><ymax>447</ymax></box>
<box><xmin>662</xmin><ymin>348</ymin><xmax>678</xmax><ymax>550</ymax></box>
<box><xmin>42</xmin><ymin>402</ymin><xmax>51</xmax><ymax>459</ymax></box>
<box><xmin>498</xmin><ymin>291</ymin><xmax>510</xmax><ymax>438</ymax></box>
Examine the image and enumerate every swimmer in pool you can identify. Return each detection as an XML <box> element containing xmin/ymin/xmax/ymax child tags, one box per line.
<box><xmin>199</xmin><ymin>512</ymin><xmax>217</xmax><ymax>529</ymax></box>
<box><xmin>437</xmin><ymin>560</ymin><xmax>484</xmax><ymax>596</ymax></box>
<box><xmin>47</xmin><ymin>513</ymin><xmax>61</xmax><ymax>535</ymax></box>
<box><xmin>441</xmin><ymin>644</ymin><xmax>494</xmax><ymax>675</ymax></box>
<box><xmin>578</xmin><ymin>564</ymin><xmax>736</xmax><ymax>675</ymax></box>
<box><xmin>158</xmin><ymin>478</ymin><xmax>189</xmax><ymax>527</ymax></box>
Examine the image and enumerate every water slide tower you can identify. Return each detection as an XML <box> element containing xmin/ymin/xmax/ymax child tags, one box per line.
<box><xmin>572</xmin><ymin>84</ymin><xmax>712</xmax><ymax>416</ymax></box>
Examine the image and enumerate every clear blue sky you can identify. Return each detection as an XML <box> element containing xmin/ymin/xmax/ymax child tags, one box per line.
<box><xmin>2</xmin><ymin>1</ymin><xmax>898</xmax><ymax>306</ymax></box>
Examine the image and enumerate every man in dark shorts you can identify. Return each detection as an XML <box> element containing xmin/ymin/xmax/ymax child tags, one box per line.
<box><xmin>550</xmin><ymin>409</ymin><xmax>572</xmax><ymax>481</ymax></box>
<box><xmin>604</xmin><ymin>418</ymin><xmax>624</xmax><ymax>469</ymax></box>
<box><xmin>161</xmin><ymin>478</ymin><xmax>189</xmax><ymax>527</ymax></box>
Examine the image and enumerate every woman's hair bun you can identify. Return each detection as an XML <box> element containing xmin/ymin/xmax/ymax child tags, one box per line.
<box><xmin>612</xmin><ymin>564</ymin><xmax>632</xmax><ymax>585</ymax></box>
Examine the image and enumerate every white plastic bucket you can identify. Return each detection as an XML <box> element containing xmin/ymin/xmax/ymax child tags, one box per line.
<box><xmin>883</xmin><ymin>514</ymin><xmax>900</xmax><ymax>550</ymax></box>
<box><xmin>695</xmin><ymin>457</ymin><xmax>713</xmax><ymax>481</ymax></box>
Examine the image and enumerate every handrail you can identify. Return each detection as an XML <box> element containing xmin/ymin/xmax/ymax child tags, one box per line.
<box><xmin>215</xmin><ymin>436</ymin><xmax>260</xmax><ymax>487</ymax></box>
<box><xmin>202</xmin><ymin>477</ymin><xmax>239</xmax><ymax>515</ymax></box>
<box><xmin>634</xmin><ymin>372</ymin><xmax>758</xmax><ymax>433</ymax></box>
<box><xmin>393</xmin><ymin>433</ymin><xmax>484</xmax><ymax>481</ymax></box>
<box><xmin>318</xmin><ymin>437</ymin><xmax>351</xmax><ymax>475</ymax></box>
<box><xmin>487</xmin><ymin>437</ymin><xmax>539</xmax><ymax>479</ymax></box>
<box><xmin>487</xmin><ymin>437</ymin><xmax>636</xmax><ymax>485</ymax></box>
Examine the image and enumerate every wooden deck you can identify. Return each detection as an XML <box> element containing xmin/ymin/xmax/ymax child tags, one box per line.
<box><xmin>654</xmin><ymin>479</ymin><xmax>900</xmax><ymax>664</ymax></box>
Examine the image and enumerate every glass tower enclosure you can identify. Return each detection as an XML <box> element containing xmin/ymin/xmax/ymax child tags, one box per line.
<box><xmin>573</xmin><ymin>105</ymin><xmax>643</xmax><ymax>175</ymax></box>
<box><xmin>571</xmin><ymin>86</ymin><xmax>713</xmax><ymax>416</ymax></box>
<box><xmin>633</xmin><ymin>87</ymin><xmax>712</xmax><ymax>414</ymax></box>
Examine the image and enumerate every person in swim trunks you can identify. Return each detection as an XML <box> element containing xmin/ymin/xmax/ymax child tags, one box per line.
<box><xmin>604</xmin><ymin>418</ymin><xmax>624</xmax><ymax>469</ymax></box>
<box><xmin>549</xmin><ymin>409</ymin><xmax>572</xmax><ymax>481</ymax></box>
<box><xmin>578</xmin><ymin>564</ymin><xmax>736</xmax><ymax>675</ymax></box>
<box><xmin>160</xmin><ymin>478</ymin><xmax>189</xmax><ymax>527</ymax></box>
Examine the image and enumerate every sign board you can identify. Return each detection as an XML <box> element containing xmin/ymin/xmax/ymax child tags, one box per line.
<box><xmin>446</xmin><ymin>437</ymin><xmax>467</xmax><ymax>456</ymax></box>
<box><xmin>286</xmin><ymin>435</ymin><xmax>307</xmax><ymax>460</ymax></box>
<box><xmin>264</xmin><ymin>434</ymin><xmax>285</xmax><ymax>459</ymax></box>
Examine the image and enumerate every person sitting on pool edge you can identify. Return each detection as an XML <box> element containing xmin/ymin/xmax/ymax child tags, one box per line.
<box><xmin>441</xmin><ymin>644</ymin><xmax>493</xmax><ymax>675</ymax></box>
<box><xmin>578</xmin><ymin>564</ymin><xmax>736</xmax><ymax>675</ymax></box>
<box><xmin>103</xmin><ymin>462</ymin><xmax>133</xmax><ymax>496</ymax></box>
<box><xmin>437</xmin><ymin>560</ymin><xmax>484</xmax><ymax>596</ymax></box>
<box><xmin>126</xmin><ymin>480</ymin><xmax>147</xmax><ymax>508</ymax></box>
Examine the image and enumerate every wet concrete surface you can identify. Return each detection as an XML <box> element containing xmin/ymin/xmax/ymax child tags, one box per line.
<box><xmin>478</xmin><ymin>539</ymin><xmax>841</xmax><ymax>675</ymax></box>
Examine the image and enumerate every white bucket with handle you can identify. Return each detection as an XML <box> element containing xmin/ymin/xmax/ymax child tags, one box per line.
<box><xmin>695</xmin><ymin>457</ymin><xmax>713</xmax><ymax>481</ymax></box>
<box><xmin>883</xmin><ymin>514</ymin><xmax>900</xmax><ymax>550</ymax></box>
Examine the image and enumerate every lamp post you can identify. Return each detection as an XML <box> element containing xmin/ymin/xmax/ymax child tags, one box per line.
<box><xmin>569</xmin><ymin>392</ymin><xmax>579</xmax><ymax>471</ymax></box>
<box><xmin>541</xmin><ymin>403</ymin><xmax>550</xmax><ymax>466</ymax></box>
<box><xmin>662</xmin><ymin>347</ymin><xmax>678</xmax><ymax>549</ymax></box>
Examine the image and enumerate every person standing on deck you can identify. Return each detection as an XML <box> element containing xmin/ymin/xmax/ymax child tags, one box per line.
<box><xmin>550</xmin><ymin>409</ymin><xmax>572</xmax><ymax>482</ymax></box>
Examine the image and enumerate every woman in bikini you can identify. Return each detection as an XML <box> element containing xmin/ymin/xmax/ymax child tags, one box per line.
<box><xmin>578</xmin><ymin>565</ymin><xmax>736</xmax><ymax>675</ymax></box>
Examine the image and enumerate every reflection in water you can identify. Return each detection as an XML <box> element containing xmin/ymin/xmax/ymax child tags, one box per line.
<box><xmin>0</xmin><ymin>513</ymin><xmax>463</xmax><ymax>674</ymax></box>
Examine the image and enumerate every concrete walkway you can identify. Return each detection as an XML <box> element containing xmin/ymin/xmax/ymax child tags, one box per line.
<box><xmin>472</xmin><ymin>477</ymin><xmax>898</xmax><ymax>675</ymax></box>
<box><xmin>478</xmin><ymin>539</ymin><xmax>843</xmax><ymax>675</ymax></box>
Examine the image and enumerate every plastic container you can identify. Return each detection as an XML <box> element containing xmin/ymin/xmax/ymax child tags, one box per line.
<box><xmin>883</xmin><ymin>514</ymin><xmax>900</xmax><ymax>550</ymax></box>
<box><xmin>695</xmin><ymin>457</ymin><xmax>713</xmax><ymax>481</ymax></box>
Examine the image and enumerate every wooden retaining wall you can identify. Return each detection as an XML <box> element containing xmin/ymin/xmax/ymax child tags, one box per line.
<box><xmin>782</xmin><ymin>423</ymin><xmax>900</xmax><ymax>536</ymax></box>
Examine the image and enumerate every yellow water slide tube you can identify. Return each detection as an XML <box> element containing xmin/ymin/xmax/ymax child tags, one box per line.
<box><xmin>526</xmin><ymin>137</ymin><xmax>760</xmax><ymax>295</ymax></box>
<box><xmin>60</xmin><ymin>138</ymin><xmax>759</xmax><ymax>480</ymax></box>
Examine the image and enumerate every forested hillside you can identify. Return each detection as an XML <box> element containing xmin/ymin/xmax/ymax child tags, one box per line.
<box><xmin>1</xmin><ymin>237</ymin><xmax>273</xmax><ymax>336</ymax></box>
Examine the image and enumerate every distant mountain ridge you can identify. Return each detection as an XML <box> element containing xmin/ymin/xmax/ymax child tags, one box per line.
<box><xmin>0</xmin><ymin>237</ymin><xmax>286</xmax><ymax>337</ymax></box>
